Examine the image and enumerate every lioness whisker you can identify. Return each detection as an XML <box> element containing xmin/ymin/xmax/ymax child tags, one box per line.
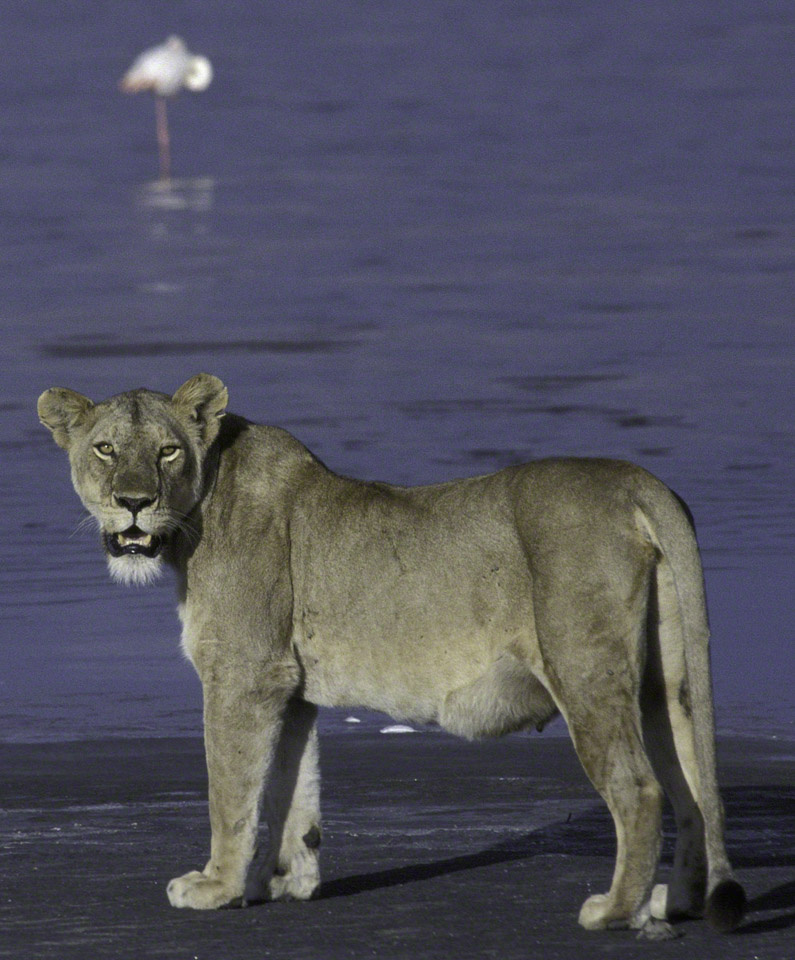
<box><xmin>70</xmin><ymin>513</ymin><xmax>100</xmax><ymax>539</ymax></box>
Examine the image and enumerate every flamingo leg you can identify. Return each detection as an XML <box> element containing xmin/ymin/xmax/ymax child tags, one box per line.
<box><xmin>155</xmin><ymin>95</ymin><xmax>171</xmax><ymax>181</ymax></box>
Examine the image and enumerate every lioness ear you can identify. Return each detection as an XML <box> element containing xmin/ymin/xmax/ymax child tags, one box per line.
<box><xmin>172</xmin><ymin>374</ymin><xmax>228</xmax><ymax>447</ymax></box>
<box><xmin>37</xmin><ymin>388</ymin><xmax>95</xmax><ymax>450</ymax></box>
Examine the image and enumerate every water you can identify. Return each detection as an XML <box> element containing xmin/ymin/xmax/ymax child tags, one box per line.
<box><xmin>1</xmin><ymin>1</ymin><xmax>792</xmax><ymax>743</ymax></box>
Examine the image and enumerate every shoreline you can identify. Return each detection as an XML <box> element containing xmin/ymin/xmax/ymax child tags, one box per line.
<box><xmin>1</xmin><ymin>734</ymin><xmax>793</xmax><ymax>959</ymax></box>
<box><xmin>2</xmin><ymin>704</ymin><xmax>793</xmax><ymax>748</ymax></box>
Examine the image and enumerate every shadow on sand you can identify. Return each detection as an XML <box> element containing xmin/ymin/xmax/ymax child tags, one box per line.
<box><xmin>321</xmin><ymin>784</ymin><xmax>795</xmax><ymax>935</ymax></box>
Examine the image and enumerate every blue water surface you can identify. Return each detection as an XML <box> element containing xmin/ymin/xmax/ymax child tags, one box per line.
<box><xmin>0</xmin><ymin>1</ymin><xmax>793</xmax><ymax>742</ymax></box>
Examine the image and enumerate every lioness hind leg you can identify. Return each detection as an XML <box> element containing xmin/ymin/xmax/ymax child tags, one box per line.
<box><xmin>246</xmin><ymin>698</ymin><xmax>322</xmax><ymax>903</ymax></box>
<box><xmin>526</xmin><ymin>530</ymin><xmax>674</xmax><ymax>935</ymax></box>
<box><xmin>568</xmin><ymin>708</ymin><xmax>666</xmax><ymax>936</ymax></box>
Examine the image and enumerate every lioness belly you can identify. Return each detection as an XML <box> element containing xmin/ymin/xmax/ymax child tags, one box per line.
<box><xmin>292</xmin><ymin>557</ymin><xmax>537</xmax><ymax>725</ymax></box>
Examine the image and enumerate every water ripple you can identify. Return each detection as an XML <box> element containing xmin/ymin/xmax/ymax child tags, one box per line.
<box><xmin>41</xmin><ymin>339</ymin><xmax>359</xmax><ymax>359</ymax></box>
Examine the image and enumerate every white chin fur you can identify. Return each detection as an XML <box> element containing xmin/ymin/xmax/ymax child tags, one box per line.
<box><xmin>108</xmin><ymin>554</ymin><xmax>164</xmax><ymax>587</ymax></box>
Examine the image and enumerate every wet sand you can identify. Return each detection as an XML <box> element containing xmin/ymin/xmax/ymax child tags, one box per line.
<box><xmin>1</xmin><ymin>734</ymin><xmax>793</xmax><ymax>959</ymax></box>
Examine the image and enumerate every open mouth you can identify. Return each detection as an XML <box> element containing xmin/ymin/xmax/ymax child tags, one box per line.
<box><xmin>104</xmin><ymin>526</ymin><xmax>164</xmax><ymax>558</ymax></box>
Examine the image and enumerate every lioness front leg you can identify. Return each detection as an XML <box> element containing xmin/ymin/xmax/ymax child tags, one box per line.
<box><xmin>244</xmin><ymin>698</ymin><xmax>321</xmax><ymax>903</ymax></box>
<box><xmin>167</xmin><ymin>667</ymin><xmax>294</xmax><ymax>910</ymax></box>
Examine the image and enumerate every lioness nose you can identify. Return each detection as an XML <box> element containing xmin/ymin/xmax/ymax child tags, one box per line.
<box><xmin>115</xmin><ymin>495</ymin><xmax>154</xmax><ymax>516</ymax></box>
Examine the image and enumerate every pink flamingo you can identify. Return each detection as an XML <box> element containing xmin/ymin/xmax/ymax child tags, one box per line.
<box><xmin>120</xmin><ymin>36</ymin><xmax>212</xmax><ymax>180</ymax></box>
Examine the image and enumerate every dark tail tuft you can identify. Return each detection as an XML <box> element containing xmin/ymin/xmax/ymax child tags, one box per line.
<box><xmin>705</xmin><ymin>879</ymin><xmax>746</xmax><ymax>933</ymax></box>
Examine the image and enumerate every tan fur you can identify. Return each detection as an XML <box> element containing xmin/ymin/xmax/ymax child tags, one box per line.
<box><xmin>38</xmin><ymin>375</ymin><xmax>745</xmax><ymax>937</ymax></box>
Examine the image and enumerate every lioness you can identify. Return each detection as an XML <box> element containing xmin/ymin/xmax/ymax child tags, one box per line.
<box><xmin>38</xmin><ymin>374</ymin><xmax>745</xmax><ymax>938</ymax></box>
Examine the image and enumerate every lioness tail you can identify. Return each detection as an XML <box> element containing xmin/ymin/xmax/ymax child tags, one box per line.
<box><xmin>637</xmin><ymin>483</ymin><xmax>746</xmax><ymax>933</ymax></box>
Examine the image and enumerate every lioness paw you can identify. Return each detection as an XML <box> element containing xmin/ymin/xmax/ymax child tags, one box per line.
<box><xmin>167</xmin><ymin>870</ymin><xmax>243</xmax><ymax>910</ymax></box>
<box><xmin>268</xmin><ymin>849</ymin><xmax>321</xmax><ymax>901</ymax></box>
<box><xmin>579</xmin><ymin>892</ymin><xmax>681</xmax><ymax>939</ymax></box>
<box><xmin>578</xmin><ymin>893</ymin><xmax>617</xmax><ymax>930</ymax></box>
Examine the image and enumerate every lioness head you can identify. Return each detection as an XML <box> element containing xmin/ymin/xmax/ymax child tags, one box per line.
<box><xmin>38</xmin><ymin>373</ymin><xmax>228</xmax><ymax>585</ymax></box>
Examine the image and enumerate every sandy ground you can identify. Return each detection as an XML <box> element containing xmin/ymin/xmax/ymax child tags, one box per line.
<box><xmin>1</xmin><ymin>734</ymin><xmax>793</xmax><ymax>960</ymax></box>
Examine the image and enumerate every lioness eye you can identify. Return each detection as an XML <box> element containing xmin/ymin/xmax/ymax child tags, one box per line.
<box><xmin>93</xmin><ymin>442</ymin><xmax>114</xmax><ymax>459</ymax></box>
<box><xmin>160</xmin><ymin>445</ymin><xmax>180</xmax><ymax>461</ymax></box>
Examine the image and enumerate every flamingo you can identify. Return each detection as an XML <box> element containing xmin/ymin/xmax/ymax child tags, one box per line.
<box><xmin>120</xmin><ymin>36</ymin><xmax>213</xmax><ymax>180</ymax></box>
